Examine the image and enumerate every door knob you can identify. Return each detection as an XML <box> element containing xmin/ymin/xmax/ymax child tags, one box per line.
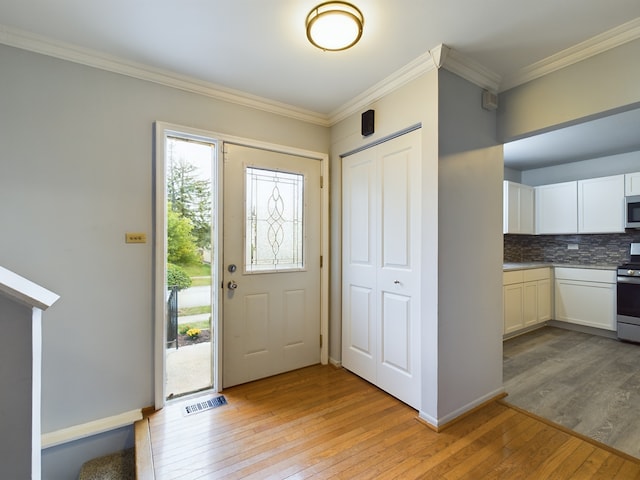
<box><xmin>227</xmin><ymin>280</ymin><xmax>238</xmax><ymax>290</ymax></box>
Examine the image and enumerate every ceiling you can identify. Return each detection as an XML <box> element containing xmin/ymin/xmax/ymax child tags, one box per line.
<box><xmin>1</xmin><ymin>1</ymin><xmax>640</xmax><ymax>169</ymax></box>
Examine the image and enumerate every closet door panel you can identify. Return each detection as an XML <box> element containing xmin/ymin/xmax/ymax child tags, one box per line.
<box><xmin>381</xmin><ymin>150</ymin><xmax>409</xmax><ymax>267</ymax></box>
<box><xmin>376</xmin><ymin>131</ymin><xmax>421</xmax><ymax>409</ymax></box>
<box><xmin>342</xmin><ymin>153</ymin><xmax>377</xmax><ymax>382</ymax></box>
<box><xmin>342</xmin><ymin>128</ymin><xmax>421</xmax><ymax>410</ymax></box>
<box><xmin>380</xmin><ymin>292</ymin><xmax>410</xmax><ymax>372</ymax></box>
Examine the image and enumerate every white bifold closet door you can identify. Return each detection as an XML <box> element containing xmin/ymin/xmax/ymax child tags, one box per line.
<box><xmin>341</xmin><ymin>129</ymin><xmax>421</xmax><ymax>409</ymax></box>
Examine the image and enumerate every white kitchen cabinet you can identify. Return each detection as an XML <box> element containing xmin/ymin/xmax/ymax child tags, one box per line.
<box><xmin>554</xmin><ymin>267</ymin><xmax>616</xmax><ymax>331</ymax></box>
<box><xmin>503</xmin><ymin>181</ymin><xmax>534</xmax><ymax>234</ymax></box>
<box><xmin>626</xmin><ymin>171</ymin><xmax>640</xmax><ymax>196</ymax></box>
<box><xmin>578</xmin><ymin>174</ymin><xmax>625</xmax><ymax>233</ymax></box>
<box><xmin>536</xmin><ymin>277</ymin><xmax>552</xmax><ymax>322</ymax></box>
<box><xmin>503</xmin><ymin>268</ymin><xmax>551</xmax><ymax>335</ymax></box>
<box><xmin>504</xmin><ymin>271</ymin><xmax>524</xmax><ymax>334</ymax></box>
<box><xmin>522</xmin><ymin>281</ymin><xmax>538</xmax><ymax>327</ymax></box>
<box><xmin>535</xmin><ymin>181</ymin><xmax>577</xmax><ymax>234</ymax></box>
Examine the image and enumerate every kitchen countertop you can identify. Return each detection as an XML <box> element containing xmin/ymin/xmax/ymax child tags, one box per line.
<box><xmin>503</xmin><ymin>262</ymin><xmax>552</xmax><ymax>271</ymax></box>
<box><xmin>503</xmin><ymin>262</ymin><xmax>618</xmax><ymax>272</ymax></box>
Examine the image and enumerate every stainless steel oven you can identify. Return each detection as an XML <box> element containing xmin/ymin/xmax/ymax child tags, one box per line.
<box><xmin>617</xmin><ymin>243</ymin><xmax>640</xmax><ymax>342</ymax></box>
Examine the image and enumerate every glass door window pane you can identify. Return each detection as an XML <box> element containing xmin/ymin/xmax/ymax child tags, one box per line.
<box><xmin>245</xmin><ymin>167</ymin><xmax>304</xmax><ymax>272</ymax></box>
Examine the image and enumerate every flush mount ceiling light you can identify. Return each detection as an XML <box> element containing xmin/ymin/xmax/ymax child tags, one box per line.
<box><xmin>306</xmin><ymin>2</ymin><xmax>364</xmax><ymax>51</ymax></box>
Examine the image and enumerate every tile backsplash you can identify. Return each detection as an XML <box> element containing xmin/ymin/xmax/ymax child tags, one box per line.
<box><xmin>504</xmin><ymin>232</ymin><xmax>640</xmax><ymax>265</ymax></box>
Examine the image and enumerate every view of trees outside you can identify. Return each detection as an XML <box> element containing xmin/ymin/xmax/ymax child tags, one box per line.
<box><xmin>165</xmin><ymin>136</ymin><xmax>215</xmax><ymax>397</ymax></box>
<box><xmin>166</xmin><ymin>138</ymin><xmax>213</xmax><ymax>281</ymax></box>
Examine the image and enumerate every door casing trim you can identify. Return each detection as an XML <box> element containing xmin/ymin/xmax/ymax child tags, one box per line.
<box><xmin>153</xmin><ymin>121</ymin><xmax>329</xmax><ymax>409</ymax></box>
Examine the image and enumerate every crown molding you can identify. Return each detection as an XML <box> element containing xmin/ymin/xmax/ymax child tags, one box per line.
<box><xmin>4</xmin><ymin>18</ymin><xmax>638</xmax><ymax>128</ymax></box>
<box><xmin>328</xmin><ymin>50</ymin><xmax>437</xmax><ymax>125</ymax></box>
<box><xmin>329</xmin><ymin>16</ymin><xmax>640</xmax><ymax>122</ymax></box>
<box><xmin>0</xmin><ymin>24</ymin><xmax>331</xmax><ymax>127</ymax></box>
<box><xmin>429</xmin><ymin>44</ymin><xmax>449</xmax><ymax>69</ymax></box>
<box><xmin>501</xmin><ymin>17</ymin><xmax>640</xmax><ymax>91</ymax></box>
<box><xmin>328</xmin><ymin>44</ymin><xmax>502</xmax><ymax>125</ymax></box>
<box><xmin>433</xmin><ymin>44</ymin><xmax>502</xmax><ymax>92</ymax></box>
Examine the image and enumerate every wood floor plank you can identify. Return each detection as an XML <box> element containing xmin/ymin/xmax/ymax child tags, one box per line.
<box><xmin>348</xmin><ymin>408</ymin><xmax>521</xmax><ymax>479</ymax></box>
<box><xmin>572</xmin><ymin>448</ymin><xmax>611</xmax><ymax>478</ymax></box>
<box><xmin>444</xmin><ymin>415</ymin><xmax>539</xmax><ymax>479</ymax></box>
<box><xmin>594</xmin><ymin>454</ymin><xmax>625</xmax><ymax>478</ymax></box>
<box><xmin>253</xmin><ymin>404</ymin><xmax>417</xmax><ymax>479</ymax></box>
<box><xmin>616</xmin><ymin>460</ymin><xmax>640</xmax><ymax>479</ymax></box>
<box><xmin>189</xmin><ymin>397</ymin><xmax>398</xmax><ymax>477</ymax></box>
<box><xmin>548</xmin><ymin>441</ymin><xmax>598</xmax><ymax>478</ymax></box>
<box><xmin>522</xmin><ymin>435</ymin><xmax>583</xmax><ymax>479</ymax></box>
<box><xmin>142</xmin><ymin>364</ymin><xmax>640</xmax><ymax>479</ymax></box>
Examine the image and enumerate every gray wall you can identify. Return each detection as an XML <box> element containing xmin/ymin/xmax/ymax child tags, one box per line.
<box><xmin>0</xmin><ymin>43</ymin><xmax>328</xmax><ymax>479</ymax></box>
<box><xmin>437</xmin><ymin>69</ymin><xmax>504</xmax><ymax>420</ymax></box>
<box><xmin>500</xmin><ymin>37</ymin><xmax>640</xmax><ymax>186</ymax></box>
<box><xmin>521</xmin><ymin>150</ymin><xmax>640</xmax><ymax>186</ymax></box>
<box><xmin>498</xmin><ymin>38</ymin><xmax>640</xmax><ymax>143</ymax></box>
<box><xmin>503</xmin><ymin>167</ymin><xmax>522</xmax><ymax>183</ymax></box>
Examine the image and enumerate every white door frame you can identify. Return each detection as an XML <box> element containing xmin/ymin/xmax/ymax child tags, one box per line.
<box><xmin>153</xmin><ymin>122</ymin><xmax>329</xmax><ymax>409</ymax></box>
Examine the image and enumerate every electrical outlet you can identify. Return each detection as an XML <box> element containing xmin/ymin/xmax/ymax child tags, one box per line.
<box><xmin>567</xmin><ymin>244</ymin><xmax>579</xmax><ymax>250</ymax></box>
<box><xmin>125</xmin><ymin>233</ymin><xmax>147</xmax><ymax>244</ymax></box>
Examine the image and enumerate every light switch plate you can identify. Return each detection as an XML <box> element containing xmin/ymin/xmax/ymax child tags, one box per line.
<box><xmin>125</xmin><ymin>233</ymin><xmax>147</xmax><ymax>244</ymax></box>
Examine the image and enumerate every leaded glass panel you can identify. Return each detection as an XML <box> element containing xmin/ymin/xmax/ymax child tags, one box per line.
<box><xmin>245</xmin><ymin>167</ymin><xmax>304</xmax><ymax>272</ymax></box>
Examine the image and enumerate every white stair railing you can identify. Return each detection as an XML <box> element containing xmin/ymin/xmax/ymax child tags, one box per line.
<box><xmin>0</xmin><ymin>266</ymin><xmax>59</xmax><ymax>480</ymax></box>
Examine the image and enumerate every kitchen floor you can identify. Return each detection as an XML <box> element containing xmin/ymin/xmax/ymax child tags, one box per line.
<box><xmin>503</xmin><ymin>326</ymin><xmax>640</xmax><ymax>459</ymax></box>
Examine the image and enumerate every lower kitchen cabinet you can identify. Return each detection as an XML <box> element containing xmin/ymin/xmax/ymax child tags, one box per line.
<box><xmin>504</xmin><ymin>280</ymin><xmax>524</xmax><ymax>334</ymax></box>
<box><xmin>504</xmin><ymin>268</ymin><xmax>551</xmax><ymax>335</ymax></box>
<box><xmin>554</xmin><ymin>267</ymin><xmax>616</xmax><ymax>331</ymax></box>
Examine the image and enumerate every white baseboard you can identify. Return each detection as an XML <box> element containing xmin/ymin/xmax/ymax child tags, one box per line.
<box><xmin>328</xmin><ymin>357</ymin><xmax>342</xmax><ymax>368</ymax></box>
<box><xmin>41</xmin><ymin>409</ymin><xmax>142</xmax><ymax>449</ymax></box>
<box><xmin>418</xmin><ymin>387</ymin><xmax>505</xmax><ymax>428</ymax></box>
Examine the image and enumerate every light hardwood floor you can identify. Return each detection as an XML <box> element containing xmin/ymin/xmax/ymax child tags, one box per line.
<box><xmin>503</xmin><ymin>326</ymin><xmax>640</xmax><ymax>459</ymax></box>
<box><xmin>137</xmin><ymin>364</ymin><xmax>640</xmax><ymax>479</ymax></box>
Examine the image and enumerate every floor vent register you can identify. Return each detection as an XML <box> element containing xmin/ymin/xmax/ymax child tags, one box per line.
<box><xmin>183</xmin><ymin>395</ymin><xmax>228</xmax><ymax>416</ymax></box>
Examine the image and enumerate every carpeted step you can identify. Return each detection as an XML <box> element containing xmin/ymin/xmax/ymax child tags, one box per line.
<box><xmin>78</xmin><ymin>448</ymin><xmax>134</xmax><ymax>480</ymax></box>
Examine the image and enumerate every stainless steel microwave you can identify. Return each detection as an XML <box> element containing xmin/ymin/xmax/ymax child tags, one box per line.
<box><xmin>626</xmin><ymin>195</ymin><xmax>640</xmax><ymax>228</ymax></box>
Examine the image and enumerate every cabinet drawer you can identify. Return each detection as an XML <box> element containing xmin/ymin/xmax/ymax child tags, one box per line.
<box><xmin>554</xmin><ymin>267</ymin><xmax>615</xmax><ymax>283</ymax></box>
<box><xmin>503</xmin><ymin>270</ymin><xmax>524</xmax><ymax>285</ymax></box>
<box><xmin>523</xmin><ymin>268</ymin><xmax>550</xmax><ymax>282</ymax></box>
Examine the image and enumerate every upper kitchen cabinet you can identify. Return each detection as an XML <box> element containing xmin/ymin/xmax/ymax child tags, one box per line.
<box><xmin>535</xmin><ymin>181</ymin><xmax>577</xmax><ymax>234</ymax></box>
<box><xmin>626</xmin><ymin>172</ymin><xmax>640</xmax><ymax>196</ymax></box>
<box><xmin>503</xmin><ymin>181</ymin><xmax>534</xmax><ymax>234</ymax></box>
<box><xmin>578</xmin><ymin>174</ymin><xmax>625</xmax><ymax>233</ymax></box>
<box><xmin>535</xmin><ymin>175</ymin><xmax>625</xmax><ymax>234</ymax></box>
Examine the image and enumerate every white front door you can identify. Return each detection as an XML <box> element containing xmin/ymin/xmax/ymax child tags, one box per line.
<box><xmin>222</xmin><ymin>143</ymin><xmax>321</xmax><ymax>388</ymax></box>
<box><xmin>342</xmin><ymin>129</ymin><xmax>421</xmax><ymax>409</ymax></box>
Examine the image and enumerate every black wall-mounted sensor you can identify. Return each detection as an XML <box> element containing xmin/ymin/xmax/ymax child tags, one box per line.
<box><xmin>361</xmin><ymin>109</ymin><xmax>374</xmax><ymax>137</ymax></box>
